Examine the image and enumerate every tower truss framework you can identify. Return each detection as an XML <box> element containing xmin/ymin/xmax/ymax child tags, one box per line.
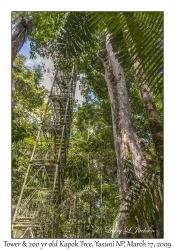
<box><xmin>12</xmin><ymin>68</ymin><xmax>77</xmax><ymax>238</ymax></box>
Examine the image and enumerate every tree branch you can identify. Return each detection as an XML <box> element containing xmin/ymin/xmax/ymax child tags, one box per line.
<box><xmin>92</xmin><ymin>51</ymin><xmax>107</xmax><ymax>76</ymax></box>
<box><xmin>12</xmin><ymin>12</ymin><xmax>24</xmax><ymax>25</ymax></box>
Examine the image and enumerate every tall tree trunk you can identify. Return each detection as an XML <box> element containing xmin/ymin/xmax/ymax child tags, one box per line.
<box><xmin>12</xmin><ymin>18</ymin><xmax>33</xmax><ymax>61</ymax></box>
<box><xmin>122</xmin><ymin>23</ymin><xmax>163</xmax><ymax>169</ymax></box>
<box><xmin>134</xmin><ymin>61</ymin><xmax>163</xmax><ymax>170</ymax></box>
<box><xmin>104</xmin><ymin>34</ymin><xmax>154</xmax><ymax>238</ymax></box>
<box><xmin>107</xmin><ymin>83</ymin><xmax>128</xmax><ymax>196</ymax></box>
<box><xmin>105</xmin><ymin>34</ymin><xmax>147</xmax><ymax>180</ymax></box>
<box><xmin>12</xmin><ymin>12</ymin><xmax>24</xmax><ymax>25</ymax></box>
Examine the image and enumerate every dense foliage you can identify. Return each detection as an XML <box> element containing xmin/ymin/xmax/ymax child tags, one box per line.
<box><xmin>12</xmin><ymin>54</ymin><xmax>48</xmax><ymax>205</ymax></box>
<box><xmin>12</xmin><ymin>12</ymin><xmax>163</xmax><ymax>238</ymax></box>
<box><xmin>54</xmin><ymin>97</ymin><xmax>119</xmax><ymax>238</ymax></box>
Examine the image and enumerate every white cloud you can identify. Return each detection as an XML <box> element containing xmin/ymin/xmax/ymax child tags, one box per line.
<box><xmin>25</xmin><ymin>58</ymin><xmax>36</xmax><ymax>67</ymax></box>
<box><xmin>35</xmin><ymin>55</ymin><xmax>83</xmax><ymax>104</ymax></box>
<box><xmin>75</xmin><ymin>81</ymin><xmax>84</xmax><ymax>104</ymax></box>
<box><xmin>35</xmin><ymin>55</ymin><xmax>54</xmax><ymax>91</ymax></box>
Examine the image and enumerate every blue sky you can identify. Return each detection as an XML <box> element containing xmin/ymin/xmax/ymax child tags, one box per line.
<box><xmin>19</xmin><ymin>40</ymin><xmax>39</xmax><ymax>69</ymax></box>
<box><xmin>20</xmin><ymin>40</ymin><xmax>31</xmax><ymax>58</ymax></box>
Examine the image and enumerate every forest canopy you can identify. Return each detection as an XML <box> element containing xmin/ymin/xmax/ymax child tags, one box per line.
<box><xmin>12</xmin><ymin>11</ymin><xmax>163</xmax><ymax>239</ymax></box>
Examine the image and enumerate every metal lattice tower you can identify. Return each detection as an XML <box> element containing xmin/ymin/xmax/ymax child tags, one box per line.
<box><xmin>12</xmin><ymin>68</ymin><xmax>77</xmax><ymax>238</ymax></box>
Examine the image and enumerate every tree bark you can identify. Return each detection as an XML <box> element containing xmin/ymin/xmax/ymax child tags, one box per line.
<box><xmin>105</xmin><ymin>34</ymin><xmax>147</xmax><ymax>180</ymax></box>
<box><xmin>104</xmin><ymin>34</ymin><xmax>154</xmax><ymax>238</ymax></box>
<box><xmin>134</xmin><ymin>61</ymin><xmax>163</xmax><ymax>170</ymax></box>
<box><xmin>122</xmin><ymin>23</ymin><xmax>163</xmax><ymax>169</ymax></box>
<box><xmin>12</xmin><ymin>18</ymin><xmax>33</xmax><ymax>61</ymax></box>
<box><xmin>105</xmin><ymin>72</ymin><xmax>128</xmax><ymax>195</ymax></box>
<box><xmin>12</xmin><ymin>12</ymin><xmax>24</xmax><ymax>25</ymax></box>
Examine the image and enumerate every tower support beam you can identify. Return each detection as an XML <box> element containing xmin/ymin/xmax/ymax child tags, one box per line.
<box><xmin>12</xmin><ymin>68</ymin><xmax>77</xmax><ymax>238</ymax></box>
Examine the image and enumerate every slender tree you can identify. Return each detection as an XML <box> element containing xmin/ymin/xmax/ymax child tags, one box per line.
<box><xmin>12</xmin><ymin>14</ymin><xmax>33</xmax><ymax>61</ymax></box>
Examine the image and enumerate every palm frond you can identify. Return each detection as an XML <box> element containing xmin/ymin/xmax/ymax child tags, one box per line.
<box><xmin>56</xmin><ymin>12</ymin><xmax>95</xmax><ymax>58</ymax></box>
<box><xmin>118</xmin><ymin>163</ymin><xmax>163</xmax><ymax>237</ymax></box>
<box><xmin>89</xmin><ymin>12</ymin><xmax>163</xmax><ymax>95</ymax></box>
<box><xmin>55</xmin><ymin>11</ymin><xmax>163</xmax><ymax>96</ymax></box>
